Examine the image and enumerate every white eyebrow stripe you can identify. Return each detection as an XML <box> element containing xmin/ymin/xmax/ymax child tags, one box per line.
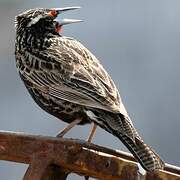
<box><xmin>27</xmin><ymin>14</ymin><xmax>42</xmax><ymax>27</ymax></box>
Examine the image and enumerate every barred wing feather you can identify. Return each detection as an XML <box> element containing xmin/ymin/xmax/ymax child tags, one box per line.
<box><xmin>24</xmin><ymin>36</ymin><xmax>128</xmax><ymax>115</ymax></box>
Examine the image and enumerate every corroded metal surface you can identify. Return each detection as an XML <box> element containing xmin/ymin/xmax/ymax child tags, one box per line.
<box><xmin>0</xmin><ymin>131</ymin><xmax>179</xmax><ymax>180</ymax></box>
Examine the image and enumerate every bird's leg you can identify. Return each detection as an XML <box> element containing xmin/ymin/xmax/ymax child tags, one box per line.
<box><xmin>84</xmin><ymin>123</ymin><xmax>97</xmax><ymax>180</ymax></box>
<box><xmin>87</xmin><ymin>122</ymin><xmax>97</xmax><ymax>143</ymax></box>
<box><xmin>56</xmin><ymin>119</ymin><xmax>82</xmax><ymax>137</ymax></box>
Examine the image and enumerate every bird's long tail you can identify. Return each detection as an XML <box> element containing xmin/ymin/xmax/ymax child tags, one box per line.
<box><xmin>119</xmin><ymin>132</ymin><xmax>165</xmax><ymax>171</ymax></box>
<box><xmin>96</xmin><ymin>112</ymin><xmax>165</xmax><ymax>171</ymax></box>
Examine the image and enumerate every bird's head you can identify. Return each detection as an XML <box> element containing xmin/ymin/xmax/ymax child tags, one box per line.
<box><xmin>15</xmin><ymin>7</ymin><xmax>82</xmax><ymax>34</ymax></box>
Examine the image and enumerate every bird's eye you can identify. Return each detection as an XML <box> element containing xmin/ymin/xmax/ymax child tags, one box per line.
<box><xmin>48</xmin><ymin>10</ymin><xmax>57</xmax><ymax>17</ymax></box>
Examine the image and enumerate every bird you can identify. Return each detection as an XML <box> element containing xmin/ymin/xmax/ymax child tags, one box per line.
<box><xmin>15</xmin><ymin>7</ymin><xmax>165</xmax><ymax>172</ymax></box>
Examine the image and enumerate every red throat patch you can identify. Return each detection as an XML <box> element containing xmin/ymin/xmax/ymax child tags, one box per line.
<box><xmin>55</xmin><ymin>23</ymin><xmax>62</xmax><ymax>33</ymax></box>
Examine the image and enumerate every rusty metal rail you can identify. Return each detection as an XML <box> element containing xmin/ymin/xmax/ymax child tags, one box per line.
<box><xmin>0</xmin><ymin>131</ymin><xmax>179</xmax><ymax>179</ymax></box>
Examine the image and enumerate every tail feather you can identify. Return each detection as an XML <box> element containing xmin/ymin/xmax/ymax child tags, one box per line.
<box><xmin>87</xmin><ymin>109</ymin><xmax>165</xmax><ymax>171</ymax></box>
<box><xmin>119</xmin><ymin>134</ymin><xmax>165</xmax><ymax>171</ymax></box>
<box><xmin>116</xmin><ymin>114</ymin><xmax>165</xmax><ymax>171</ymax></box>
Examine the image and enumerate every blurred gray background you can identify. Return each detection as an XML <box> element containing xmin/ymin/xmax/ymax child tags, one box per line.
<box><xmin>0</xmin><ymin>0</ymin><xmax>180</xmax><ymax>179</ymax></box>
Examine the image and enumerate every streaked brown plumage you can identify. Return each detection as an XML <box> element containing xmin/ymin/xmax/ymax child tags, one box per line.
<box><xmin>15</xmin><ymin>7</ymin><xmax>165</xmax><ymax>171</ymax></box>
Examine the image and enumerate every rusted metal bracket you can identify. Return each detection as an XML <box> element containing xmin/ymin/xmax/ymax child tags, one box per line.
<box><xmin>0</xmin><ymin>131</ymin><xmax>180</xmax><ymax>180</ymax></box>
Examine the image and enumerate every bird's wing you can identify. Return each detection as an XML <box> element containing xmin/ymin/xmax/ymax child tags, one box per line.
<box><xmin>24</xmin><ymin>36</ymin><xmax>128</xmax><ymax>115</ymax></box>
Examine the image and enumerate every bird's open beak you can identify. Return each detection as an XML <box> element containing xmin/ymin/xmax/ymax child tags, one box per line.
<box><xmin>59</xmin><ymin>18</ymin><xmax>83</xmax><ymax>26</ymax></box>
<box><xmin>48</xmin><ymin>6</ymin><xmax>83</xmax><ymax>26</ymax></box>
<box><xmin>55</xmin><ymin>6</ymin><xmax>81</xmax><ymax>14</ymax></box>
